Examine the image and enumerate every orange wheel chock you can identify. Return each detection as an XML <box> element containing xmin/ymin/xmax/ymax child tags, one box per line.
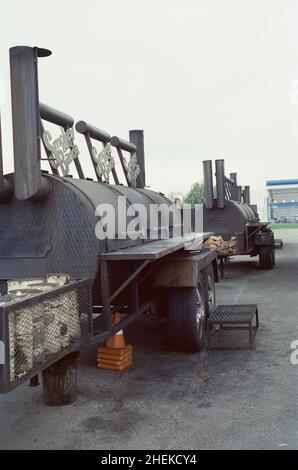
<box><xmin>97</xmin><ymin>312</ymin><xmax>133</xmax><ymax>371</ymax></box>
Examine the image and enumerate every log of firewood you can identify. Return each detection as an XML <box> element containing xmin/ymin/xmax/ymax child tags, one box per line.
<box><xmin>42</xmin><ymin>352</ymin><xmax>80</xmax><ymax>406</ymax></box>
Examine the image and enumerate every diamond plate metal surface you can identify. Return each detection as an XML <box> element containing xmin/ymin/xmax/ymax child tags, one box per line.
<box><xmin>0</xmin><ymin>175</ymin><xmax>102</xmax><ymax>282</ymax></box>
<box><xmin>211</xmin><ymin>304</ymin><xmax>258</xmax><ymax>323</ymax></box>
<box><xmin>0</xmin><ymin>174</ymin><xmax>174</xmax><ymax>305</ymax></box>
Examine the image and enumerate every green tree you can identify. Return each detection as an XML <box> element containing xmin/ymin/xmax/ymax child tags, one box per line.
<box><xmin>183</xmin><ymin>182</ymin><xmax>205</xmax><ymax>206</ymax></box>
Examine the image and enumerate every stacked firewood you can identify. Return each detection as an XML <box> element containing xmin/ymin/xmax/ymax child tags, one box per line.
<box><xmin>202</xmin><ymin>235</ymin><xmax>237</xmax><ymax>254</ymax></box>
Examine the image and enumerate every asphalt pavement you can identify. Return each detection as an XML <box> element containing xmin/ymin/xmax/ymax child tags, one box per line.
<box><xmin>0</xmin><ymin>228</ymin><xmax>297</xmax><ymax>450</ymax></box>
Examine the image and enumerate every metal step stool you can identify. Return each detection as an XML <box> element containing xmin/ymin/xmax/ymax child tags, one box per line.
<box><xmin>274</xmin><ymin>238</ymin><xmax>283</xmax><ymax>249</ymax></box>
<box><xmin>208</xmin><ymin>304</ymin><xmax>259</xmax><ymax>349</ymax></box>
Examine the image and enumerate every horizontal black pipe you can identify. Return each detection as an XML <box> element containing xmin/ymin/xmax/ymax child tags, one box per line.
<box><xmin>110</xmin><ymin>135</ymin><xmax>137</xmax><ymax>153</ymax></box>
<box><xmin>36</xmin><ymin>47</ymin><xmax>52</xmax><ymax>58</ymax></box>
<box><xmin>40</xmin><ymin>102</ymin><xmax>74</xmax><ymax>128</ymax></box>
<box><xmin>82</xmin><ymin>299</ymin><xmax>156</xmax><ymax>350</ymax></box>
<box><xmin>75</xmin><ymin>120</ymin><xmax>110</xmax><ymax>143</ymax></box>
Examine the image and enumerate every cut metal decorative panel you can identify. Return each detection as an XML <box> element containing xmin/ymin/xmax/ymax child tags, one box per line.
<box><xmin>43</xmin><ymin>126</ymin><xmax>80</xmax><ymax>176</ymax></box>
<box><xmin>91</xmin><ymin>143</ymin><xmax>115</xmax><ymax>182</ymax></box>
<box><xmin>124</xmin><ymin>153</ymin><xmax>140</xmax><ymax>188</ymax></box>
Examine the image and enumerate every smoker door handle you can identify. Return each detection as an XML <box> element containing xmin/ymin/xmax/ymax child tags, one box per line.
<box><xmin>75</xmin><ymin>121</ymin><xmax>110</xmax><ymax>143</ymax></box>
<box><xmin>40</xmin><ymin>102</ymin><xmax>74</xmax><ymax>128</ymax></box>
<box><xmin>110</xmin><ymin>136</ymin><xmax>137</xmax><ymax>153</ymax></box>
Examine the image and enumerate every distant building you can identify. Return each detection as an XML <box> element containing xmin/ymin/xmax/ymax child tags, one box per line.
<box><xmin>249</xmin><ymin>188</ymin><xmax>267</xmax><ymax>221</ymax></box>
<box><xmin>266</xmin><ymin>179</ymin><xmax>298</xmax><ymax>221</ymax></box>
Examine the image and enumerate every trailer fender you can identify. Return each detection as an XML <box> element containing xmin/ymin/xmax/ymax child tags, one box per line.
<box><xmin>154</xmin><ymin>249</ymin><xmax>217</xmax><ymax>288</ymax></box>
<box><xmin>253</xmin><ymin>230</ymin><xmax>275</xmax><ymax>248</ymax></box>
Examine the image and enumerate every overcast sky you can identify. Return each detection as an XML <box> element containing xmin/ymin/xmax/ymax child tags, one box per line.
<box><xmin>1</xmin><ymin>0</ymin><xmax>298</xmax><ymax>197</ymax></box>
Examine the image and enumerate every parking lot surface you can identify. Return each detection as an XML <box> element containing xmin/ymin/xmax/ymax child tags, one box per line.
<box><xmin>0</xmin><ymin>229</ymin><xmax>297</xmax><ymax>450</ymax></box>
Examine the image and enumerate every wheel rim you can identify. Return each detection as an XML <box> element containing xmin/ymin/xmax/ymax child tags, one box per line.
<box><xmin>196</xmin><ymin>284</ymin><xmax>206</xmax><ymax>340</ymax></box>
<box><xmin>207</xmin><ymin>273</ymin><xmax>215</xmax><ymax>314</ymax></box>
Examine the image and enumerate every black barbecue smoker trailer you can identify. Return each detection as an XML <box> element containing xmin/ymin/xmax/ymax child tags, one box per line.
<box><xmin>202</xmin><ymin>159</ymin><xmax>275</xmax><ymax>270</ymax></box>
<box><xmin>0</xmin><ymin>46</ymin><xmax>218</xmax><ymax>397</ymax></box>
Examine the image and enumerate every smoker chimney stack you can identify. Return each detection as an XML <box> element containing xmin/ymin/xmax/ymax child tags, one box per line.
<box><xmin>243</xmin><ymin>185</ymin><xmax>251</xmax><ymax>205</ymax></box>
<box><xmin>215</xmin><ymin>159</ymin><xmax>225</xmax><ymax>208</ymax></box>
<box><xmin>10</xmin><ymin>46</ymin><xmax>51</xmax><ymax>200</ymax></box>
<box><xmin>129</xmin><ymin>130</ymin><xmax>146</xmax><ymax>188</ymax></box>
<box><xmin>236</xmin><ymin>186</ymin><xmax>242</xmax><ymax>202</ymax></box>
<box><xmin>0</xmin><ymin>110</ymin><xmax>12</xmax><ymax>202</ymax></box>
<box><xmin>203</xmin><ymin>160</ymin><xmax>214</xmax><ymax>209</ymax></box>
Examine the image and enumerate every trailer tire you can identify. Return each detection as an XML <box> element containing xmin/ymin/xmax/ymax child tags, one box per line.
<box><xmin>166</xmin><ymin>274</ymin><xmax>207</xmax><ymax>352</ymax></box>
<box><xmin>259</xmin><ymin>246</ymin><xmax>274</xmax><ymax>269</ymax></box>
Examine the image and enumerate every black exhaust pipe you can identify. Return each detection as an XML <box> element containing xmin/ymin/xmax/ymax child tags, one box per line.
<box><xmin>0</xmin><ymin>110</ymin><xmax>12</xmax><ymax>202</ymax></box>
<box><xmin>215</xmin><ymin>159</ymin><xmax>225</xmax><ymax>208</ymax></box>
<box><xmin>129</xmin><ymin>129</ymin><xmax>146</xmax><ymax>189</ymax></box>
<box><xmin>10</xmin><ymin>46</ymin><xmax>51</xmax><ymax>201</ymax></box>
<box><xmin>243</xmin><ymin>185</ymin><xmax>251</xmax><ymax>205</ymax></box>
<box><xmin>203</xmin><ymin>160</ymin><xmax>214</xmax><ymax>209</ymax></box>
<box><xmin>236</xmin><ymin>185</ymin><xmax>242</xmax><ymax>202</ymax></box>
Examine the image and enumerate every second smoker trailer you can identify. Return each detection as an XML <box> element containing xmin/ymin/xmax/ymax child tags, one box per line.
<box><xmin>203</xmin><ymin>159</ymin><xmax>275</xmax><ymax>269</ymax></box>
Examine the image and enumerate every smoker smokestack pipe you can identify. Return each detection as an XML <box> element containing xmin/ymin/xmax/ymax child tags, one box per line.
<box><xmin>243</xmin><ymin>185</ymin><xmax>251</xmax><ymax>205</ymax></box>
<box><xmin>236</xmin><ymin>186</ymin><xmax>242</xmax><ymax>202</ymax></box>
<box><xmin>129</xmin><ymin>129</ymin><xmax>146</xmax><ymax>188</ymax></box>
<box><xmin>10</xmin><ymin>46</ymin><xmax>51</xmax><ymax>201</ymax></box>
<box><xmin>0</xmin><ymin>110</ymin><xmax>12</xmax><ymax>202</ymax></box>
<box><xmin>215</xmin><ymin>159</ymin><xmax>225</xmax><ymax>208</ymax></box>
<box><xmin>203</xmin><ymin>160</ymin><xmax>214</xmax><ymax>209</ymax></box>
